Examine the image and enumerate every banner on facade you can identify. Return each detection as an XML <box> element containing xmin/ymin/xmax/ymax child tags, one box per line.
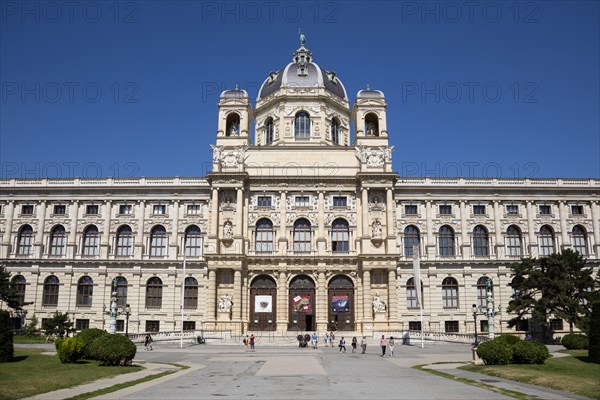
<box><xmin>331</xmin><ymin>295</ymin><xmax>350</xmax><ymax>312</ymax></box>
<box><xmin>255</xmin><ymin>295</ymin><xmax>272</xmax><ymax>313</ymax></box>
<box><xmin>293</xmin><ymin>295</ymin><xmax>311</xmax><ymax>313</ymax></box>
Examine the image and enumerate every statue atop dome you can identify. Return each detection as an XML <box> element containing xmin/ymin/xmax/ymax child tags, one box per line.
<box><xmin>298</xmin><ymin>29</ymin><xmax>306</xmax><ymax>46</ymax></box>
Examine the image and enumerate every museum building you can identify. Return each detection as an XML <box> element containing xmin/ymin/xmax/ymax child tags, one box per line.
<box><xmin>1</xmin><ymin>42</ymin><xmax>599</xmax><ymax>337</ymax></box>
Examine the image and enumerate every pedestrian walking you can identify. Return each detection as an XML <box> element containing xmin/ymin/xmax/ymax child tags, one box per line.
<box><xmin>351</xmin><ymin>337</ymin><xmax>357</xmax><ymax>353</ymax></box>
<box><xmin>324</xmin><ymin>332</ymin><xmax>330</xmax><ymax>347</ymax></box>
<box><xmin>380</xmin><ymin>335</ymin><xmax>387</xmax><ymax>357</ymax></box>
<box><xmin>388</xmin><ymin>336</ymin><xmax>395</xmax><ymax>357</ymax></box>
<box><xmin>338</xmin><ymin>337</ymin><xmax>346</xmax><ymax>352</ymax></box>
<box><xmin>243</xmin><ymin>335</ymin><xmax>249</xmax><ymax>352</ymax></box>
<box><xmin>360</xmin><ymin>336</ymin><xmax>367</xmax><ymax>354</ymax></box>
<box><xmin>311</xmin><ymin>332</ymin><xmax>318</xmax><ymax>349</ymax></box>
<box><xmin>249</xmin><ymin>334</ymin><xmax>255</xmax><ymax>351</ymax></box>
<box><xmin>330</xmin><ymin>332</ymin><xmax>335</xmax><ymax>347</ymax></box>
<box><xmin>144</xmin><ymin>334</ymin><xmax>153</xmax><ymax>351</ymax></box>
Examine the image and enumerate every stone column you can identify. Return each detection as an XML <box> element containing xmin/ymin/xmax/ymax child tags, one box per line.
<box><xmin>317</xmin><ymin>191</ymin><xmax>326</xmax><ymax>255</ymax></box>
<box><xmin>207</xmin><ymin>269</ymin><xmax>216</xmax><ymax>325</ymax></box>
<box><xmin>386</xmin><ymin>188</ymin><xmax>394</xmax><ymax>237</ymax></box>
<box><xmin>171</xmin><ymin>200</ymin><xmax>179</xmax><ymax>258</ymax></box>
<box><xmin>356</xmin><ymin>272</ymin><xmax>363</xmax><ymax>329</ymax></box>
<box><xmin>425</xmin><ymin>200</ymin><xmax>434</xmax><ymax>257</ymax></box>
<box><xmin>68</xmin><ymin>200</ymin><xmax>79</xmax><ymax>258</ymax></box>
<box><xmin>317</xmin><ymin>271</ymin><xmax>327</xmax><ymax>332</ymax></box>
<box><xmin>233</xmin><ymin>269</ymin><xmax>242</xmax><ymax>324</ymax></box>
<box><xmin>277</xmin><ymin>270</ymin><xmax>288</xmax><ymax>331</ymax></box>
<box><xmin>102</xmin><ymin>200</ymin><xmax>112</xmax><ymax>258</ymax></box>
<box><xmin>362</xmin><ymin>188</ymin><xmax>369</xmax><ymax>236</ymax></box>
<box><xmin>2</xmin><ymin>201</ymin><xmax>14</xmax><ymax>256</ymax></box>
<box><xmin>279</xmin><ymin>191</ymin><xmax>287</xmax><ymax>255</ymax></box>
<box><xmin>526</xmin><ymin>201</ymin><xmax>536</xmax><ymax>256</ymax></box>
<box><xmin>35</xmin><ymin>200</ymin><xmax>47</xmax><ymax>257</ymax></box>
<box><xmin>362</xmin><ymin>270</ymin><xmax>372</xmax><ymax>324</ymax></box>
<box><xmin>236</xmin><ymin>188</ymin><xmax>243</xmax><ymax>236</ymax></box>
<box><xmin>558</xmin><ymin>201</ymin><xmax>569</xmax><ymax>250</ymax></box>
<box><xmin>136</xmin><ymin>200</ymin><xmax>145</xmax><ymax>259</ymax></box>
<box><xmin>210</xmin><ymin>188</ymin><xmax>219</xmax><ymax>237</ymax></box>
<box><xmin>459</xmin><ymin>200</ymin><xmax>469</xmax><ymax>258</ymax></box>
<box><xmin>493</xmin><ymin>201</ymin><xmax>503</xmax><ymax>258</ymax></box>
<box><xmin>387</xmin><ymin>269</ymin><xmax>398</xmax><ymax>326</ymax></box>
<box><xmin>591</xmin><ymin>201</ymin><xmax>600</xmax><ymax>256</ymax></box>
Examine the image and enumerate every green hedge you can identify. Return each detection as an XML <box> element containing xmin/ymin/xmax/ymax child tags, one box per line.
<box><xmin>0</xmin><ymin>310</ymin><xmax>14</xmax><ymax>362</ymax></box>
<box><xmin>56</xmin><ymin>337</ymin><xmax>84</xmax><ymax>363</ymax></box>
<box><xmin>561</xmin><ymin>333</ymin><xmax>589</xmax><ymax>350</ymax></box>
<box><xmin>494</xmin><ymin>334</ymin><xmax>521</xmax><ymax>346</ymax></box>
<box><xmin>90</xmin><ymin>334</ymin><xmax>136</xmax><ymax>366</ymax></box>
<box><xmin>476</xmin><ymin>339</ymin><xmax>513</xmax><ymax>365</ymax></box>
<box><xmin>589</xmin><ymin>301</ymin><xmax>600</xmax><ymax>363</ymax></box>
<box><xmin>76</xmin><ymin>328</ymin><xmax>109</xmax><ymax>359</ymax></box>
<box><xmin>512</xmin><ymin>340</ymin><xmax>549</xmax><ymax>364</ymax></box>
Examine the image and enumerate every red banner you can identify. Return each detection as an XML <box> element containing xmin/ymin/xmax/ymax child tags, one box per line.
<box><xmin>293</xmin><ymin>295</ymin><xmax>311</xmax><ymax>313</ymax></box>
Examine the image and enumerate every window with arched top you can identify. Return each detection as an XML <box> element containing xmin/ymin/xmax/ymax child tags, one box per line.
<box><xmin>476</xmin><ymin>277</ymin><xmax>493</xmax><ymax>308</ymax></box>
<box><xmin>82</xmin><ymin>225</ymin><xmax>99</xmax><ymax>256</ymax></box>
<box><xmin>146</xmin><ymin>277</ymin><xmax>163</xmax><ymax>309</ymax></box>
<box><xmin>473</xmin><ymin>225</ymin><xmax>489</xmax><ymax>257</ymax></box>
<box><xmin>506</xmin><ymin>225</ymin><xmax>522</xmax><ymax>257</ymax></box>
<box><xmin>115</xmin><ymin>276</ymin><xmax>128</xmax><ymax>307</ymax></box>
<box><xmin>255</xmin><ymin>219</ymin><xmax>274</xmax><ymax>254</ymax></box>
<box><xmin>42</xmin><ymin>275</ymin><xmax>59</xmax><ymax>307</ymax></box>
<box><xmin>404</xmin><ymin>225</ymin><xmax>420</xmax><ymax>257</ymax></box>
<box><xmin>116</xmin><ymin>225</ymin><xmax>133</xmax><ymax>256</ymax></box>
<box><xmin>331</xmin><ymin>219</ymin><xmax>349</xmax><ymax>253</ymax></box>
<box><xmin>539</xmin><ymin>225</ymin><xmax>555</xmax><ymax>256</ymax></box>
<box><xmin>406</xmin><ymin>277</ymin><xmax>424</xmax><ymax>308</ymax></box>
<box><xmin>442</xmin><ymin>277</ymin><xmax>459</xmax><ymax>308</ymax></box>
<box><xmin>294</xmin><ymin>112</ymin><xmax>310</xmax><ymax>139</ymax></box>
<box><xmin>10</xmin><ymin>275</ymin><xmax>26</xmax><ymax>306</ymax></box>
<box><xmin>150</xmin><ymin>225</ymin><xmax>167</xmax><ymax>257</ymax></box>
<box><xmin>439</xmin><ymin>225</ymin><xmax>455</xmax><ymax>257</ymax></box>
<box><xmin>17</xmin><ymin>225</ymin><xmax>34</xmax><ymax>256</ymax></box>
<box><xmin>76</xmin><ymin>276</ymin><xmax>93</xmax><ymax>307</ymax></box>
<box><xmin>365</xmin><ymin>113</ymin><xmax>379</xmax><ymax>136</ymax></box>
<box><xmin>331</xmin><ymin>118</ymin><xmax>340</xmax><ymax>145</ymax></box>
<box><xmin>293</xmin><ymin>219</ymin><xmax>312</xmax><ymax>254</ymax></box>
<box><xmin>184</xmin><ymin>277</ymin><xmax>198</xmax><ymax>309</ymax></box>
<box><xmin>572</xmin><ymin>225</ymin><xmax>588</xmax><ymax>255</ymax></box>
<box><xmin>226</xmin><ymin>113</ymin><xmax>240</xmax><ymax>136</ymax></box>
<box><xmin>265</xmin><ymin>118</ymin><xmax>274</xmax><ymax>145</ymax></box>
<box><xmin>49</xmin><ymin>225</ymin><xmax>66</xmax><ymax>256</ymax></box>
<box><xmin>184</xmin><ymin>225</ymin><xmax>202</xmax><ymax>257</ymax></box>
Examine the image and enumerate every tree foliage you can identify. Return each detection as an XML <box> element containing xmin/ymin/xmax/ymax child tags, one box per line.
<box><xmin>42</xmin><ymin>312</ymin><xmax>73</xmax><ymax>338</ymax></box>
<box><xmin>507</xmin><ymin>249</ymin><xmax>599</xmax><ymax>342</ymax></box>
<box><xmin>0</xmin><ymin>265</ymin><xmax>31</xmax><ymax>310</ymax></box>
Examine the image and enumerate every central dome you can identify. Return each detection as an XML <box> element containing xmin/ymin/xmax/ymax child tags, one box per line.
<box><xmin>257</xmin><ymin>45</ymin><xmax>348</xmax><ymax>101</ymax></box>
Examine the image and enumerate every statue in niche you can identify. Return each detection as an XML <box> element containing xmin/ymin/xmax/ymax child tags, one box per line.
<box><xmin>218</xmin><ymin>294</ymin><xmax>233</xmax><ymax>312</ymax></box>
<box><xmin>223</xmin><ymin>221</ymin><xmax>233</xmax><ymax>239</ymax></box>
<box><xmin>373</xmin><ymin>292</ymin><xmax>387</xmax><ymax>312</ymax></box>
<box><xmin>372</xmin><ymin>219</ymin><xmax>382</xmax><ymax>238</ymax></box>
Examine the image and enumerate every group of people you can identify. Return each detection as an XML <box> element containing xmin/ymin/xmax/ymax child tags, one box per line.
<box><xmin>379</xmin><ymin>335</ymin><xmax>395</xmax><ymax>357</ymax></box>
<box><xmin>311</xmin><ymin>333</ymin><xmax>395</xmax><ymax>356</ymax></box>
<box><xmin>242</xmin><ymin>334</ymin><xmax>255</xmax><ymax>352</ymax></box>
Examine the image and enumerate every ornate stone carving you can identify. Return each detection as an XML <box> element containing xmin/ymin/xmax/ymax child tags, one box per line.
<box><xmin>218</xmin><ymin>294</ymin><xmax>233</xmax><ymax>312</ymax></box>
<box><xmin>211</xmin><ymin>145</ymin><xmax>246</xmax><ymax>168</ymax></box>
<box><xmin>372</xmin><ymin>292</ymin><xmax>387</xmax><ymax>312</ymax></box>
<box><xmin>356</xmin><ymin>145</ymin><xmax>394</xmax><ymax>167</ymax></box>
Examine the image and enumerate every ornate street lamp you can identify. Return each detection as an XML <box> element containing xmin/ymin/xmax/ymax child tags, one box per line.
<box><xmin>472</xmin><ymin>303</ymin><xmax>479</xmax><ymax>346</ymax></box>
<box><xmin>123</xmin><ymin>304</ymin><xmax>131</xmax><ymax>337</ymax></box>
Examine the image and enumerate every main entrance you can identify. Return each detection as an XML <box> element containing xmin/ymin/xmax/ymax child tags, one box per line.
<box><xmin>249</xmin><ymin>275</ymin><xmax>277</xmax><ymax>331</ymax></box>
<box><xmin>288</xmin><ymin>275</ymin><xmax>315</xmax><ymax>331</ymax></box>
<box><xmin>328</xmin><ymin>275</ymin><xmax>355</xmax><ymax>331</ymax></box>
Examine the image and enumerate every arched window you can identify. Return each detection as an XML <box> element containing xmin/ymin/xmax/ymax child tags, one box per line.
<box><xmin>331</xmin><ymin>219</ymin><xmax>349</xmax><ymax>253</ymax></box>
<box><xmin>406</xmin><ymin>277</ymin><xmax>423</xmax><ymax>308</ymax></box>
<box><xmin>476</xmin><ymin>277</ymin><xmax>493</xmax><ymax>308</ymax></box>
<box><xmin>293</xmin><ymin>219</ymin><xmax>312</xmax><ymax>254</ymax></box>
<box><xmin>539</xmin><ymin>225</ymin><xmax>555</xmax><ymax>256</ymax></box>
<box><xmin>294</xmin><ymin>111</ymin><xmax>310</xmax><ymax>139</ymax></box>
<box><xmin>76</xmin><ymin>276</ymin><xmax>93</xmax><ymax>307</ymax></box>
<box><xmin>17</xmin><ymin>225</ymin><xmax>33</xmax><ymax>256</ymax></box>
<box><xmin>506</xmin><ymin>225</ymin><xmax>522</xmax><ymax>257</ymax></box>
<box><xmin>226</xmin><ymin>113</ymin><xmax>240</xmax><ymax>136</ymax></box>
<box><xmin>82</xmin><ymin>225</ymin><xmax>99</xmax><ymax>256</ymax></box>
<box><xmin>473</xmin><ymin>225</ymin><xmax>489</xmax><ymax>257</ymax></box>
<box><xmin>184</xmin><ymin>277</ymin><xmax>198</xmax><ymax>309</ymax></box>
<box><xmin>255</xmin><ymin>219</ymin><xmax>274</xmax><ymax>254</ymax></box>
<box><xmin>365</xmin><ymin>113</ymin><xmax>379</xmax><ymax>136</ymax></box>
<box><xmin>150</xmin><ymin>225</ymin><xmax>167</xmax><ymax>257</ymax></box>
<box><xmin>439</xmin><ymin>225</ymin><xmax>455</xmax><ymax>257</ymax></box>
<box><xmin>115</xmin><ymin>276</ymin><xmax>128</xmax><ymax>307</ymax></box>
<box><xmin>572</xmin><ymin>225</ymin><xmax>588</xmax><ymax>255</ymax></box>
<box><xmin>442</xmin><ymin>277</ymin><xmax>459</xmax><ymax>308</ymax></box>
<box><xmin>49</xmin><ymin>225</ymin><xmax>66</xmax><ymax>256</ymax></box>
<box><xmin>10</xmin><ymin>275</ymin><xmax>26</xmax><ymax>306</ymax></box>
<box><xmin>146</xmin><ymin>277</ymin><xmax>163</xmax><ymax>309</ymax></box>
<box><xmin>42</xmin><ymin>275</ymin><xmax>59</xmax><ymax>307</ymax></box>
<box><xmin>265</xmin><ymin>118</ymin><xmax>274</xmax><ymax>145</ymax></box>
<box><xmin>184</xmin><ymin>225</ymin><xmax>202</xmax><ymax>257</ymax></box>
<box><xmin>116</xmin><ymin>225</ymin><xmax>133</xmax><ymax>256</ymax></box>
<box><xmin>404</xmin><ymin>225</ymin><xmax>420</xmax><ymax>257</ymax></box>
<box><xmin>331</xmin><ymin>118</ymin><xmax>340</xmax><ymax>145</ymax></box>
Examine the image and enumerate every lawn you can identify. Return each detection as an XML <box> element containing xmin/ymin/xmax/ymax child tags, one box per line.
<box><xmin>461</xmin><ymin>350</ymin><xmax>600</xmax><ymax>400</ymax></box>
<box><xmin>12</xmin><ymin>335</ymin><xmax>48</xmax><ymax>344</ymax></box>
<box><xmin>0</xmin><ymin>348</ymin><xmax>143</xmax><ymax>400</ymax></box>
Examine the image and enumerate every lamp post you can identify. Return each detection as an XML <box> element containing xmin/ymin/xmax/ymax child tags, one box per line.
<box><xmin>472</xmin><ymin>303</ymin><xmax>479</xmax><ymax>346</ymax></box>
<box><xmin>123</xmin><ymin>304</ymin><xmax>131</xmax><ymax>337</ymax></box>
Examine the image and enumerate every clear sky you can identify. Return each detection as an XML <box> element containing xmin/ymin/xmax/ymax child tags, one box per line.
<box><xmin>1</xmin><ymin>0</ymin><xmax>598</xmax><ymax>179</ymax></box>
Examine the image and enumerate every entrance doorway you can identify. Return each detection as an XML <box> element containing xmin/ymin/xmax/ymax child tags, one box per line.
<box><xmin>328</xmin><ymin>275</ymin><xmax>355</xmax><ymax>331</ymax></box>
<box><xmin>288</xmin><ymin>275</ymin><xmax>315</xmax><ymax>332</ymax></box>
<box><xmin>250</xmin><ymin>275</ymin><xmax>277</xmax><ymax>331</ymax></box>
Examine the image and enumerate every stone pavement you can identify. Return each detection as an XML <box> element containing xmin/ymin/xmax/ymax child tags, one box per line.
<box><xmin>17</xmin><ymin>342</ymin><xmax>593</xmax><ymax>400</ymax></box>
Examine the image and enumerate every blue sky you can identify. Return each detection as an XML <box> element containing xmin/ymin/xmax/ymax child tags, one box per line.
<box><xmin>1</xmin><ymin>0</ymin><xmax>598</xmax><ymax>179</ymax></box>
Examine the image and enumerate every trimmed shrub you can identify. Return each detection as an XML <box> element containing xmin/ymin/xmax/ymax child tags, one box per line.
<box><xmin>494</xmin><ymin>334</ymin><xmax>521</xmax><ymax>346</ymax></box>
<box><xmin>561</xmin><ymin>333</ymin><xmax>589</xmax><ymax>350</ymax></box>
<box><xmin>76</xmin><ymin>328</ymin><xmax>109</xmax><ymax>359</ymax></box>
<box><xmin>54</xmin><ymin>337</ymin><xmax>63</xmax><ymax>352</ymax></box>
<box><xmin>589</xmin><ymin>301</ymin><xmax>600</xmax><ymax>363</ymax></box>
<box><xmin>512</xmin><ymin>340</ymin><xmax>549</xmax><ymax>364</ymax></box>
<box><xmin>0</xmin><ymin>310</ymin><xmax>14</xmax><ymax>362</ymax></box>
<box><xmin>56</xmin><ymin>337</ymin><xmax>84</xmax><ymax>363</ymax></box>
<box><xmin>92</xmin><ymin>334</ymin><xmax>136</xmax><ymax>366</ymax></box>
<box><xmin>476</xmin><ymin>339</ymin><xmax>513</xmax><ymax>365</ymax></box>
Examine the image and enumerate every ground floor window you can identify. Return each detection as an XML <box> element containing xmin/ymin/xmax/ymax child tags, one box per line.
<box><xmin>550</xmin><ymin>318</ymin><xmax>564</xmax><ymax>331</ymax></box>
<box><xmin>183</xmin><ymin>321</ymin><xmax>196</xmax><ymax>331</ymax></box>
<box><xmin>444</xmin><ymin>321</ymin><xmax>459</xmax><ymax>333</ymax></box>
<box><xmin>516</xmin><ymin>319</ymin><xmax>530</xmax><ymax>332</ymax></box>
<box><xmin>408</xmin><ymin>321</ymin><xmax>421</xmax><ymax>331</ymax></box>
<box><xmin>116</xmin><ymin>320</ymin><xmax>125</xmax><ymax>332</ymax></box>
<box><xmin>75</xmin><ymin>319</ymin><xmax>89</xmax><ymax>331</ymax></box>
<box><xmin>146</xmin><ymin>320</ymin><xmax>160</xmax><ymax>333</ymax></box>
<box><xmin>480</xmin><ymin>320</ymin><xmax>488</xmax><ymax>333</ymax></box>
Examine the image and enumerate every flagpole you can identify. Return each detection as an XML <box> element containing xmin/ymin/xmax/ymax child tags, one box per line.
<box><xmin>180</xmin><ymin>238</ymin><xmax>187</xmax><ymax>349</ymax></box>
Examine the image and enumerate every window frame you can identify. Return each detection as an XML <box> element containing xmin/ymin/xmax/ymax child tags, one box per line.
<box><xmin>442</xmin><ymin>277</ymin><xmax>459</xmax><ymax>308</ymax></box>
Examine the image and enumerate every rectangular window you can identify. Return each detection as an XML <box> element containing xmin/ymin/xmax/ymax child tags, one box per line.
<box><xmin>217</xmin><ymin>270</ymin><xmax>234</xmax><ymax>285</ymax></box>
<box><xmin>408</xmin><ymin>321</ymin><xmax>422</xmax><ymax>331</ymax></box>
<box><xmin>506</xmin><ymin>205</ymin><xmax>519</xmax><ymax>215</ymax></box>
<box><xmin>473</xmin><ymin>205</ymin><xmax>486</xmax><ymax>215</ymax></box>
<box><xmin>516</xmin><ymin>319</ymin><xmax>530</xmax><ymax>332</ymax></box>
<box><xmin>86</xmin><ymin>205</ymin><xmax>99</xmax><ymax>215</ymax></box>
<box><xmin>75</xmin><ymin>319</ymin><xmax>89</xmax><ymax>331</ymax></box>
<box><xmin>332</xmin><ymin>196</ymin><xmax>347</xmax><ymax>207</ymax></box>
<box><xmin>153</xmin><ymin>205</ymin><xmax>166</xmax><ymax>215</ymax></box>
<box><xmin>444</xmin><ymin>321</ymin><xmax>459</xmax><ymax>333</ymax></box>
<box><xmin>119</xmin><ymin>204</ymin><xmax>133</xmax><ymax>215</ymax></box>
<box><xmin>186</xmin><ymin>204</ymin><xmax>201</xmax><ymax>214</ymax></box>
<box><xmin>116</xmin><ymin>320</ymin><xmax>125</xmax><ymax>332</ymax></box>
<box><xmin>480</xmin><ymin>320</ymin><xmax>489</xmax><ymax>333</ymax></box>
<box><xmin>21</xmin><ymin>205</ymin><xmax>34</xmax><ymax>215</ymax></box>
<box><xmin>257</xmin><ymin>196</ymin><xmax>272</xmax><ymax>207</ymax></box>
<box><xmin>539</xmin><ymin>205</ymin><xmax>551</xmax><ymax>215</ymax></box>
<box><xmin>550</xmin><ymin>318</ymin><xmax>564</xmax><ymax>331</ymax></box>
<box><xmin>571</xmin><ymin>205</ymin><xmax>583</xmax><ymax>215</ymax></box>
<box><xmin>145</xmin><ymin>320</ymin><xmax>160</xmax><ymax>333</ymax></box>
<box><xmin>183</xmin><ymin>321</ymin><xmax>196</xmax><ymax>331</ymax></box>
<box><xmin>53</xmin><ymin>205</ymin><xmax>66</xmax><ymax>215</ymax></box>
<box><xmin>404</xmin><ymin>205</ymin><xmax>418</xmax><ymax>215</ymax></box>
<box><xmin>439</xmin><ymin>205</ymin><xmax>452</xmax><ymax>215</ymax></box>
<box><xmin>371</xmin><ymin>270</ymin><xmax>388</xmax><ymax>285</ymax></box>
<box><xmin>295</xmin><ymin>196</ymin><xmax>310</xmax><ymax>207</ymax></box>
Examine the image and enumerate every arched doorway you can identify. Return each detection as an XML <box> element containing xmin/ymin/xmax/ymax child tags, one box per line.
<box><xmin>328</xmin><ymin>275</ymin><xmax>354</xmax><ymax>331</ymax></box>
<box><xmin>288</xmin><ymin>275</ymin><xmax>315</xmax><ymax>331</ymax></box>
<box><xmin>250</xmin><ymin>275</ymin><xmax>277</xmax><ymax>331</ymax></box>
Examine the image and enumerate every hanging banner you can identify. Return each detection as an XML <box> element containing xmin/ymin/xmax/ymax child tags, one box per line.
<box><xmin>293</xmin><ymin>295</ymin><xmax>311</xmax><ymax>313</ymax></box>
<box><xmin>255</xmin><ymin>295</ymin><xmax>272</xmax><ymax>313</ymax></box>
<box><xmin>331</xmin><ymin>295</ymin><xmax>350</xmax><ymax>312</ymax></box>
